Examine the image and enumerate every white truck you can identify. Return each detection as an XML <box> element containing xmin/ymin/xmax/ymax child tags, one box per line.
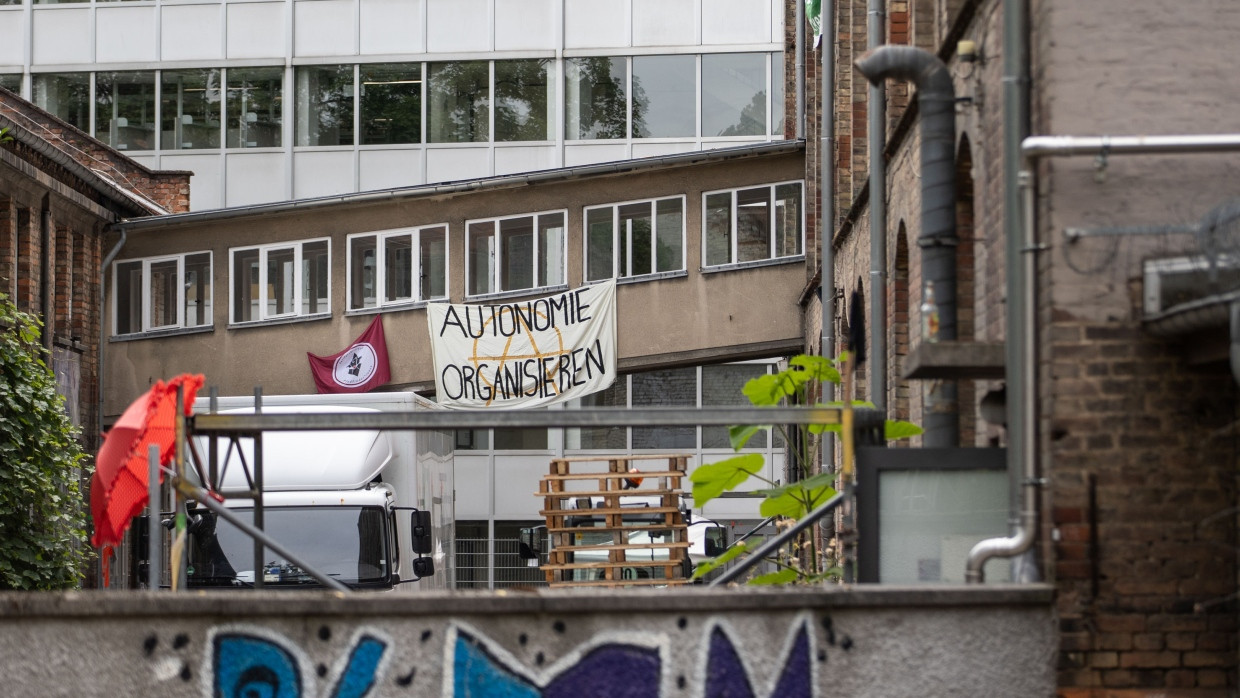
<box><xmin>183</xmin><ymin>392</ymin><xmax>454</xmax><ymax>591</ymax></box>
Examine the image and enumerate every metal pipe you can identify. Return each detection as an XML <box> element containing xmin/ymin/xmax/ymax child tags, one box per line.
<box><xmin>146</xmin><ymin>444</ymin><xmax>160</xmax><ymax>590</ymax></box>
<box><xmin>1022</xmin><ymin>134</ymin><xmax>1240</xmax><ymax>158</ymax></box>
<box><xmin>96</xmin><ymin>228</ymin><xmax>125</xmax><ymax>435</ymax></box>
<box><xmin>867</xmin><ymin>0</ymin><xmax>887</xmax><ymax>412</ymax></box>
<box><xmin>820</xmin><ymin>0</ymin><xmax>836</xmax><ymax>469</ymax></box>
<box><xmin>967</xmin><ymin>0</ymin><xmax>1031</xmax><ymax>584</ymax></box>
<box><xmin>855</xmin><ymin>45</ymin><xmax>959</xmax><ymax>446</ymax></box>
<box><xmin>39</xmin><ymin>202</ymin><xmax>50</xmax><ymax>353</ymax></box>
<box><xmin>710</xmin><ymin>490</ymin><xmax>846</xmax><ymax>586</ymax></box>
<box><xmin>795</xmin><ymin>0</ymin><xmax>804</xmax><ymax>139</ymax></box>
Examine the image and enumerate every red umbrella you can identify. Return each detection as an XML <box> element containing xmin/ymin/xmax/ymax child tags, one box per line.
<box><xmin>90</xmin><ymin>374</ymin><xmax>204</xmax><ymax>548</ymax></box>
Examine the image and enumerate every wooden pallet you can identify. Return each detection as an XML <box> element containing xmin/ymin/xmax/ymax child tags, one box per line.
<box><xmin>537</xmin><ymin>454</ymin><xmax>692</xmax><ymax>588</ymax></box>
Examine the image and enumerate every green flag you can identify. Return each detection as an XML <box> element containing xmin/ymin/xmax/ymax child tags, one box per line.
<box><xmin>806</xmin><ymin>0</ymin><xmax>823</xmax><ymax>48</ymax></box>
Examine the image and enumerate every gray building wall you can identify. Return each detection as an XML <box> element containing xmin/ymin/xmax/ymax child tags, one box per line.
<box><xmin>0</xmin><ymin>586</ymin><xmax>1055</xmax><ymax>697</ymax></box>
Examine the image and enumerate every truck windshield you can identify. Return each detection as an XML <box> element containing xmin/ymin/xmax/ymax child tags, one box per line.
<box><xmin>185</xmin><ymin>506</ymin><xmax>389</xmax><ymax>588</ymax></box>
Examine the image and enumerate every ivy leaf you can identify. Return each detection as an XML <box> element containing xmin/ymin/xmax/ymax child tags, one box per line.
<box><xmin>690</xmin><ymin>541</ymin><xmax>749</xmax><ymax>580</ymax></box>
<box><xmin>756</xmin><ymin>473</ymin><xmax>838</xmax><ymax>519</ymax></box>
<box><xmin>690</xmin><ymin>453</ymin><xmax>765</xmax><ymax>507</ymax></box>
<box><xmin>788</xmin><ymin>354</ymin><xmax>841</xmax><ymax>385</ymax></box>
<box><xmin>885</xmin><ymin>419</ymin><xmax>924</xmax><ymax>440</ymax></box>
<box><xmin>728</xmin><ymin>424</ymin><xmax>769</xmax><ymax>451</ymax></box>
<box><xmin>748</xmin><ymin>568</ymin><xmax>799</xmax><ymax>585</ymax></box>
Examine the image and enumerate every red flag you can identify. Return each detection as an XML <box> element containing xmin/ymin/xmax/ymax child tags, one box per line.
<box><xmin>307</xmin><ymin>316</ymin><xmax>391</xmax><ymax>393</ymax></box>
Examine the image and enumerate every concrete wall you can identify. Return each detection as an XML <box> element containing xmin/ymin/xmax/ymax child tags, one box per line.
<box><xmin>0</xmin><ymin>586</ymin><xmax>1055</xmax><ymax>697</ymax></box>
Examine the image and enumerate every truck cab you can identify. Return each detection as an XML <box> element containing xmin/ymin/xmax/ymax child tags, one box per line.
<box><xmin>185</xmin><ymin>393</ymin><xmax>453</xmax><ymax>591</ymax></box>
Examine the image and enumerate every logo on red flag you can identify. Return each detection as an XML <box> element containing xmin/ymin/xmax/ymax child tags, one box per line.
<box><xmin>307</xmin><ymin>315</ymin><xmax>391</xmax><ymax>393</ymax></box>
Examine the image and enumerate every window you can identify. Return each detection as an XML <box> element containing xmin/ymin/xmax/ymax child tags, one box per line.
<box><xmin>113</xmin><ymin>252</ymin><xmax>212</xmax><ymax>336</ymax></box>
<box><xmin>466</xmin><ymin>211</ymin><xmax>565</xmax><ymax>297</ymax></box>
<box><xmin>161</xmin><ymin>69</ymin><xmax>222</xmax><ymax>150</ymax></box>
<box><xmin>494</xmin><ymin>59</ymin><xmax>553</xmax><ymax>142</ymax></box>
<box><xmin>0</xmin><ymin>74</ymin><xmax>19</xmax><ymax>93</ymax></box>
<box><xmin>703</xmin><ymin>181</ymin><xmax>804</xmax><ymax>267</ymax></box>
<box><xmin>226</xmin><ymin>67</ymin><xmax>282</xmax><ymax>149</ymax></box>
<box><xmin>565</xmin><ymin>57</ymin><xmax>628</xmax><ymax>140</ymax></box>
<box><xmin>32</xmin><ymin>73</ymin><xmax>90</xmax><ymax>133</ymax></box>
<box><xmin>230</xmin><ymin>239</ymin><xmax>329</xmax><ymax>324</ymax></box>
<box><xmin>427</xmin><ymin>61</ymin><xmax>489</xmax><ymax>143</ymax></box>
<box><xmin>296</xmin><ymin>65</ymin><xmax>354</xmax><ymax>147</ymax></box>
<box><xmin>96</xmin><ymin>71</ymin><xmax>156</xmax><ymax>151</ymax></box>
<box><xmin>702</xmin><ymin>53</ymin><xmax>766</xmax><ymax>137</ymax></box>
<box><xmin>360</xmin><ymin>63</ymin><xmax>421</xmax><ymax>145</ymax></box>
<box><xmin>632</xmin><ymin>55</ymin><xmax>695</xmax><ymax>138</ymax></box>
<box><xmin>347</xmin><ymin>225</ymin><xmax>448</xmax><ymax>310</ymax></box>
<box><xmin>584</xmin><ymin>196</ymin><xmax>684</xmax><ymax>281</ymax></box>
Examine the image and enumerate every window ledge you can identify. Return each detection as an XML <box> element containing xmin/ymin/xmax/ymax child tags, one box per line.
<box><xmin>700</xmin><ymin>255</ymin><xmax>806</xmax><ymax>275</ymax></box>
<box><xmin>614</xmin><ymin>269</ymin><xmax>688</xmax><ymax>285</ymax></box>
<box><xmin>466</xmin><ymin>284</ymin><xmax>570</xmax><ymax>304</ymax></box>
<box><xmin>228</xmin><ymin>313</ymin><xmax>332</xmax><ymax>331</ymax></box>
<box><xmin>345</xmin><ymin>299</ymin><xmax>434</xmax><ymax>317</ymax></box>
<box><xmin>110</xmin><ymin>324</ymin><xmax>215</xmax><ymax>343</ymax></box>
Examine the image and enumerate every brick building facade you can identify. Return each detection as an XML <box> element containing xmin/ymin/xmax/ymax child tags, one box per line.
<box><xmin>0</xmin><ymin>88</ymin><xmax>189</xmax><ymax>452</ymax></box>
<box><xmin>806</xmin><ymin>0</ymin><xmax>1239</xmax><ymax>694</ymax></box>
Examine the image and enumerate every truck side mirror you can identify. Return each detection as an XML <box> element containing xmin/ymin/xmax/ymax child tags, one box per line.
<box><xmin>704</xmin><ymin>525</ymin><xmax>728</xmax><ymax>557</ymax></box>
<box><xmin>518</xmin><ymin>527</ymin><xmax>542</xmax><ymax>565</ymax></box>
<box><xmin>413</xmin><ymin>556</ymin><xmax>435</xmax><ymax>579</ymax></box>
<box><xmin>411</xmin><ymin>509</ymin><xmax>432</xmax><ymax>555</ymax></box>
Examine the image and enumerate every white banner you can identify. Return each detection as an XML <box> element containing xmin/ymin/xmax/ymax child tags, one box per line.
<box><xmin>427</xmin><ymin>280</ymin><xmax>617</xmax><ymax>409</ymax></box>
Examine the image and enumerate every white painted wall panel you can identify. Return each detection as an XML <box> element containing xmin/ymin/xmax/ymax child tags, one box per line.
<box><xmin>702</xmin><ymin>0</ymin><xmax>771</xmax><ymax>45</ymax></box>
<box><xmin>494</xmin><ymin>0</ymin><xmax>556</xmax><ymax>51</ymax></box>
<box><xmin>293</xmin><ymin>150</ymin><xmax>356</xmax><ymax>199</ymax></box>
<box><xmin>32</xmin><ymin>9</ymin><xmax>91</xmax><ymax>66</ymax></box>
<box><xmin>161</xmin><ymin>5</ymin><xmax>224</xmax><ymax>62</ymax></box>
<box><xmin>225</xmin><ymin>152</ymin><xmax>286</xmax><ymax>207</ymax></box>
<box><xmin>359</xmin><ymin>148</ymin><xmax>424</xmax><ymax>191</ymax></box>
<box><xmin>360</xmin><ymin>0</ymin><xmax>424</xmax><ymax>56</ymax></box>
<box><xmin>563</xmin><ymin>142</ymin><xmax>629</xmax><ymax>167</ymax></box>
<box><xmin>701</xmin><ymin>137</ymin><xmax>767</xmax><ymax>150</ymax></box>
<box><xmin>294</xmin><ymin>0</ymin><xmax>356</xmax><ymax>58</ymax></box>
<box><xmin>0</xmin><ymin>12</ymin><xmax>25</xmax><ymax>68</ymax></box>
<box><xmin>426</xmin><ymin>0</ymin><xmax>490</xmax><ymax>54</ymax></box>
<box><xmin>425</xmin><ymin>146</ymin><xmax>490</xmax><ymax>185</ymax></box>
<box><xmin>96</xmin><ymin>7</ymin><xmax>158</xmax><ymax>64</ymax></box>
<box><xmin>226</xmin><ymin>2</ymin><xmax>286</xmax><ymax>60</ymax></box>
<box><xmin>492</xmin><ymin>455</ymin><xmax>551</xmax><ymax>519</ymax></box>
<box><xmin>632</xmin><ymin>0</ymin><xmax>698</xmax><ymax>47</ymax></box>
<box><xmin>453</xmin><ymin>455</ymin><xmax>491</xmax><ymax>518</ymax></box>
<box><xmin>493</xmin><ymin>145</ymin><xmax>557</xmax><ymax>177</ymax></box>
<box><xmin>770</xmin><ymin>0</ymin><xmax>783</xmax><ymax>44</ymax></box>
<box><xmin>160</xmin><ymin>153</ymin><xmax>223</xmax><ymax>212</ymax></box>
<box><xmin>564</xmin><ymin>0</ymin><xmax>629</xmax><ymax>49</ymax></box>
<box><xmin>630</xmin><ymin>140</ymin><xmax>701</xmax><ymax>159</ymax></box>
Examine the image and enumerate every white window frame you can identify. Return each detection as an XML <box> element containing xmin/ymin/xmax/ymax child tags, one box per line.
<box><xmin>465</xmin><ymin>209</ymin><xmax>568</xmax><ymax>299</ymax></box>
<box><xmin>228</xmin><ymin>237</ymin><xmax>331</xmax><ymax>325</ymax></box>
<box><xmin>112</xmin><ymin>251</ymin><xmax>212</xmax><ymax>336</ymax></box>
<box><xmin>582</xmin><ymin>195</ymin><xmax>687</xmax><ymax>282</ymax></box>
<box><xmin>700</xmin><ymin>180</ymin><xmax>805</xmax><ymax>269</ymax></box>
<box><xmin>346</xmin><ymin>224</ymin><xmax>450</xmax><ymax>311</ymax></box>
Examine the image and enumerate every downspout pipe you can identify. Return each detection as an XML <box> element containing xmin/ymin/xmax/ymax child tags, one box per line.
<box><xmin>855</xmin><ymin>45</ymin><xmax>958</xmax><ymax>445</ymax></box>
<box><xmin>39</xmin><ymin>198</ymin><xmax>51</xmax><ymax>353</ymax></box>
<box><xmin>820</xmin><ymin>0</ymin><xmax>836</xmax><ymax>467</ymax></box>
<box><xmin>968</xmin><ymin>0</ymin><xmax>1032</xmax><ymax>584</ymax></box>
<box><xmin>97</xmin><ymin>227</ymin><xmax>126</xmax><ymax>435</ymax></box>
<box><xmin>795</xmin><ymin>0</ymin><xmax>804</xmax><ymax>139</ymax></box>
<box><xmin>867</xmin><ymin>0</ymin><xmax>887</xmax><ymax>412</ymax></box>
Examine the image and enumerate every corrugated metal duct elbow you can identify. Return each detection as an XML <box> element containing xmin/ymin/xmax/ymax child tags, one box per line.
<box><xmin>855</xmin><ymin>45</ymin><xmax>960</xmax><ymax>446</ymax></box>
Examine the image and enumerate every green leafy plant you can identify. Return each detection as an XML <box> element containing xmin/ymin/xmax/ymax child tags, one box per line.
<box><xmin>0</xmin><ymin>293</ymin><xmax>91</xmax><ymax>589</ymax></box>
<box><xmin>690</xmin><ymin>353</ymin><xmax>921</xmax><ymax>584</ymax></box>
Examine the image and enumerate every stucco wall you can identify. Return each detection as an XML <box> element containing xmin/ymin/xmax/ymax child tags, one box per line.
<box><xmin>103</xmin><ymin>150</ymin><xmax>807</xmax><ymax>416</ymax></box>
<box><xmin>0</xmin><ymin>586</ymin><xmax>1054</xmax><ymax>697</ymax></box>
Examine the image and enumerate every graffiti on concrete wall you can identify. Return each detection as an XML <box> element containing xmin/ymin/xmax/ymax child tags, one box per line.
<box><xmin>140</xmin><ymin>612</ymin><xmax>842</xmax><ymax>696</ymax></box>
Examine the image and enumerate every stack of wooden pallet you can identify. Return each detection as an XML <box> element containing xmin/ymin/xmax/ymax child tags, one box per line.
<box><xmin>536</xmin><ymin>454</ymin><xmax>691</xmax><ymax>588</ymax></box>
